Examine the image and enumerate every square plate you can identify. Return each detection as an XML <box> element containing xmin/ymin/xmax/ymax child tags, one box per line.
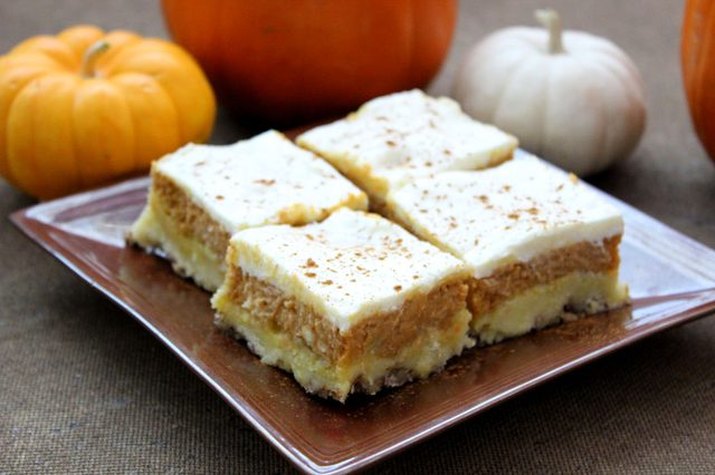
<box><xmin>10</xmin><ymin>154</ymin><xmax>715</xmax><ymax>474</ymax></box>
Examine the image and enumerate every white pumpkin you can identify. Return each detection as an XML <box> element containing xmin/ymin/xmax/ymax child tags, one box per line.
<box><xmin>452</xmin><ymin>9</ymin><xmax>646</xmax><ymax>176</ymax></box>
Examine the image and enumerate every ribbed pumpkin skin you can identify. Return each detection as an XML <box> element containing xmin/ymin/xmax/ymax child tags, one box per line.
<box><xmin>161</xmin><ymin>0</ymin><xmax>457</xmax><ymax>125</ymax></box>
<box><xmin>682</xmin><ymin>0</ymin><xmax>715</xmax><ymax>163</ymax></box>
<box><xmin>0</xmin><ymin>25</ymin><xmax>216</xmax><ymax>200</ymax></box>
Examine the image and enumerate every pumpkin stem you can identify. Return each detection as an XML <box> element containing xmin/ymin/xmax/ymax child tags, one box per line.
<box><xmin>81</xmin><ymin>40</ymin><xmax>110</xmax><ymax>78</ymax></box>
<box><xmin>535</xmin><ymin>9</ymin><xmax>565</xmax><ymax>54</ymax></box>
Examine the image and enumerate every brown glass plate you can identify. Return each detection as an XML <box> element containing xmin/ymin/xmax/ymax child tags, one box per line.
<box><xmin>10</xmin><ymin>165</ymin><xmax>715</xmax><ymax>474</ymax></box>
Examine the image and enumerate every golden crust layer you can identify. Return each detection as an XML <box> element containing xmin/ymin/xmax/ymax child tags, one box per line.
<box><xmin>468</xmin><ymin>236</ymin><xmax>621</xmax><ymax>316</ymax></box>
<box><xmin>152</xmin><ymin>169</ymin><xmax>230</xmax><ymax>258</ymax></box>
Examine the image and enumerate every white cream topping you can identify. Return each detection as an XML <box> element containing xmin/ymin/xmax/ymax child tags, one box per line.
<box><xmin>230</xmin><ymin>208</ymin><xmax>469</xmax><ymax>331</ymax></box>
<box><xmin>296</xmin><ymin>90</ymin><xmax>517</xmax><ymax>191</ymax></box>
<box><xmin>388</xmin><ymin>155</ymin><xmax>624</xmax><ymax>278</ymax></box>
<box><xmin>154</xmin><ymin>130</ymin><xmax>367</xmax><ymax>232</ymax></box>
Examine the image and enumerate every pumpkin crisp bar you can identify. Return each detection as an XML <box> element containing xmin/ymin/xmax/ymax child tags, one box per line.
<box><xmin>296</xmin><ymin>89</ymin><xmax>518</xmax><ymax>211</ymax></box>
<box><xmin>211</xmin><ymin>208</ymin><xmax>474</xmax><ymax>402</ymax></box>
<box><xmin>128</xmin><ymin>130</ymin><xmax>367</xmax><ymax>291</ymax></box>
<box><xmin>386</xmin><ymin>155</ymin><xmax>629</xmax><ymax>345</ymax></box>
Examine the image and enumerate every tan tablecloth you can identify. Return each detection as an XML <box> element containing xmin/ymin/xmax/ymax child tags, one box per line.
<box><xmin>1</xmin><ymin>0</ymin><xmax>713</xmax><ymax>473</ymax></box>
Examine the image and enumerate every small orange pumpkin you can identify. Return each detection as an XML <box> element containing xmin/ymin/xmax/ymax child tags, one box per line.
<box><xmin>682</xmin><ymin>0</ymin><xmax>715</xmax><ymax>163</ymax></box>
<box><xmin>161</xmin><ymin>0</ymin><xmax>457</xmax><ymax>125</ymax></box>
<box><xmin>0</xmin><ymin>25</ymin><xmax>216</xmax><ymax>200</ymax></box>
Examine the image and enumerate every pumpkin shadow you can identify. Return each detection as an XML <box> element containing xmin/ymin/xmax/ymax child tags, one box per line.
<box><xmin>208</xmin><ymin>105</ymin><xmax>264</xmax><ymax>144</ymax></box>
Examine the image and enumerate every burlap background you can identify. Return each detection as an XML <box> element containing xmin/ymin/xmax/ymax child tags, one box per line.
<box><xmin>1</xmin><ymin>0</ymin><xmax>713</xmax><ymax>473</ymax></box>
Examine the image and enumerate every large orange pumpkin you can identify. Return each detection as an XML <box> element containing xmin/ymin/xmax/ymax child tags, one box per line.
<box><xmin>161</xmin><ymin>0</ymin><xmax>457</xmax><ymax>125</ymax></box>
<box><xmin>682</xmin><ymin>0</ymin><xmax>715</xmax><ymax>163</ymax></box>
<box><xmin>0</xmin><ymin>25</ymin><xmax>216</xmax><ymax>200</ymax></box>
